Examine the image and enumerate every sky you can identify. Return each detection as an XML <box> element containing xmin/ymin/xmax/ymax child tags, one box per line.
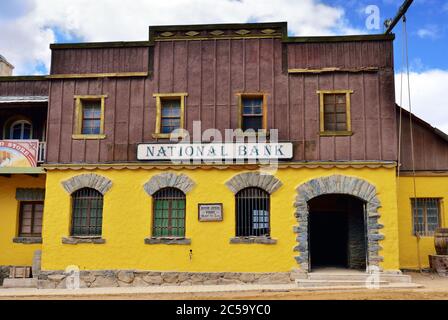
<box><xmin>1</xmin><ymin>0</ymin><xmax>447</xmax><ymax>132</ymax></box>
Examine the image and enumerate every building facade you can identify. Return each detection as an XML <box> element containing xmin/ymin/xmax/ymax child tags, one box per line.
<box><xmin>1</xmin><ymin>22</ymin><xmax>447</xmax><ymax>287</ymax></box>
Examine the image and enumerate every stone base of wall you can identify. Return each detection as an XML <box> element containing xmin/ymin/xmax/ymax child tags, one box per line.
<box><xmin>0</xmin><ymin>266</ymin><xmax>11</xmax><ymax>286</ymax></box>
<box><xmin>37</xmin><ymin>270</ymin><xmax>295</xmax><ymax>289</ymax></box>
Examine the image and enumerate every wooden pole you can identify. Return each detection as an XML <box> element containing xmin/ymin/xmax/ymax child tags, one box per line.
<box><xmin>385</xmin><ymin>0</ymin><xmax>414</xmax><ymax>34</ymax></box>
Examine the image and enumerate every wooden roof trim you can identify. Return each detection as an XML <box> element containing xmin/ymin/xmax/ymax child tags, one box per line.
<box><xmin>50</xmin><ymin>41</ymin><xmax>153</xmax><ymax>50</ymax></box>
<box><xmin>43</xmin><ymin>161</ymin><xmax>397</xmax><ymax>171</ymax></box>
<box><xmin>149</xmin><ymin>22</ymin><xmax>287</xmax><ymax>32</ymax></box>
<box><xmin>397</xmin><ymin>104</ymin><xmax>448</xmax><ymax>144</ymax></box>
<box><xmin>286</xmin><ymin>34</ymin><xmax>395</xmax><ymax>43</ymax></box>
<box><xmin>288</xmin><ymin>67</ymin><xmax>379</xmax><ymax>74</ymax></box>
<box><xmin>0</xmin><ymin>76</ymin><xmax>48</xmax><ymax>82</ymax></box>
<box><xmin>47</xmin><ymin>72</ymin><xmax>149</xmax><ymax>79</ymax></box>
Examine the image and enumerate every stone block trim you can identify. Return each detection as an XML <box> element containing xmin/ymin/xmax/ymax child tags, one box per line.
<box><xmin>0</xmin><ymin>266</ymin><xmax>11</xmax><ymax>286</ymax></box>
<box><xmin>293</xmin><ymin>175</ymin><xmax>384</xmax><ymax>271</ymax></box>
<box><xmin>13</xmin><ymin>237</ymin><xmax>42</xmax><ymax>244</ymax></box>
<box><xmin>37</xmin><ymin>270</ymin><xmax>294</xmax><ymax>288</ymax></box>
<box><xmin>15</xmin><ymin>188</ymin><xmax>45</xmax><ymax>201</ymax></box>
<box><xmin>61</xmin><ymin>173</ymin><xmax>112</xmax><ymax>195</ymax></box>
<box><xmin>62</xmin><ymin>237</ymin><xmax>106</xmax><ymax>244</ymax></box>
<box><xmin>144</xmin><ymin>172</ymin><xmax>195</xmax><ymax>196</ymax></box>
<box><xmin>225</xmin><ymin>172</ymin><xmax>282</xmax><ymax>194</ymax></box>
<box><xmin>144</xmin><ymin>237</ymin><xmax>191</xmax><ymax>245</ymax></box>
<box><xmin>229</xmin><ymin>237</ymin><xmax>277</xmax><ymax>244</ymax></box>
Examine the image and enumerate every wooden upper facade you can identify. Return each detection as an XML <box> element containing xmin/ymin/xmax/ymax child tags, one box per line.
<box><xmin>1</xmin><ymin>22</ymin><xmax>447</xmax><ymax>170</ymax></box>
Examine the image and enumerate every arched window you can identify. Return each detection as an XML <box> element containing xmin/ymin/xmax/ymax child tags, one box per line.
<box><xmin>153</xmin><ymin>187</ymin><xmax>186</xmax><ymax>237</ymax></box>
<box><xmin>71</xmin><ymin>188</ymin><xmax>103</xmax><ymax>236</ymax></box>
<box><xmin>9</xmin><ymin>120</ymin><xmax>33</xmax><ymax>139</ymax></box>
<box><xmin>236</xmin><ymin>187</ymin><xmax>270</xmax><ymax>237</ymax></box>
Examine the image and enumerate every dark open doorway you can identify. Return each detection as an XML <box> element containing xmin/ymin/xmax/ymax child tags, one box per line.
<box><xmin>308</xmin><ymin>194</ymin><xmax>367</xmax><ymax>271</ymax></box>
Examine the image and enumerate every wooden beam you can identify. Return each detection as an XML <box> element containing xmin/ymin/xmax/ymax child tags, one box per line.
<box><xmin>385</xmin><ymin>0</ymin><xmax>414</xmax><ymax>34</ymax></box>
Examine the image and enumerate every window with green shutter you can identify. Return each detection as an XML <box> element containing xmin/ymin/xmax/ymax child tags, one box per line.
<box><xmin>152</xmin><ymin>188</ymin><xmax>186</xmax><ymax>237</ymax></box>
<box><xmin>71</xmin><ymin>188</ymin><xmax>103</xmax><ymax>236</ymax></box>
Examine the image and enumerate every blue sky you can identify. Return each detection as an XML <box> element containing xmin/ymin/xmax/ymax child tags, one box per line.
<box><xmin>1</xmin><ymin>0</ymin><xmax>447</xmax><ymax>131</ymax></box>
<box><xmin>326</xmin><ymin>0</ymin><xmax>448</xmax><ymax>72</ymax></box>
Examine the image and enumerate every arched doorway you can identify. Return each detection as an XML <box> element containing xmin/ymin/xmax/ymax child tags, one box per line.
<box><xmin>293</xmin><ymin>175</ymin><xmax>384</xmax><ymax>273</ymax></box>
<box><xmin>308</xmin><ymin>194</ymin><xmax>367</xmax><ymax>271</ymax></box>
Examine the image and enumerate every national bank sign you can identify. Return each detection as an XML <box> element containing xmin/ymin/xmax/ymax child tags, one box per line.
<box><xmin>137</xmin><ymin>143</ymin><xmax>293</xmax><ymax>161</ymax></box>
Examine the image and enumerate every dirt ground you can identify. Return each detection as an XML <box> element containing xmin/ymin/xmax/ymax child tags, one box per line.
<box><xmin>2</xmin><ymin>272</ymin><xmax>448</xmax><ymax>300</ymax></box>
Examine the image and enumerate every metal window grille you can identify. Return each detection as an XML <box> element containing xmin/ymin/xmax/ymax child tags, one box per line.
<box><xmin>161</xmin><ymin>99</ymin><xmax>181</xmax><ymax>134</ymax></box>
<box><xmin>81</xmin><ymin>100</ymin><xmax>101</xmax><ymax>134</ymax></box>
<box><xmin>19</xmin><ymin>201</ymin><xmax>44</xmax><ymax>237</ymax></box>
<box><xmin>323</xmin><ymin>93</ymin><xmax>347</xmax><ymax>131</ymax></box>
<box><xmin>153</xmin><ymin>187</ymin><xmax>186</xmax><ymax>237</ymax></box>
<box><xmin>412</xmin><ymin>198</ymin><xmax>441</xmax><ymax>236</ymax></box>
<box><xmin>236</xmin><ymin>187</ymin><xmax>270</xmax><ymax>237</ymax></box>
<box><xmin>242</xmin><ymin>97</ymin><xmax>263</xmax><ymax>131</ymax></box>
<box><xmin>71</xmin><ymin>188</ymin><xmax>103</xmax><ymax>236</ymax></box>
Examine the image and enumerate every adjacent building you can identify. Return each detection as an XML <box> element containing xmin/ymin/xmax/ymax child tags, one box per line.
<box><xmin>1</xmin><ymin>22</ymin><xmax>447</xmax><ymax>287</ymax></box>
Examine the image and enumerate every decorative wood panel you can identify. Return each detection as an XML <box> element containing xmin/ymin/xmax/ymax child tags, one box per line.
<box><xmin>45</xmin><ymin>38</ymin><xmax>399</xmax><ymax>164</ymax></box>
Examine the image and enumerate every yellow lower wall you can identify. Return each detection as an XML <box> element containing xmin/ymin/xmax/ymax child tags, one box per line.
<box><xmin>397</xmin><ymin>175</ymin><xmax>448</xmax><ymax>269</ymax></box>
<box><xmin>0</xmin><ymin>174</ymin><xmax>45</xmax><ymax>266</ymax></box>
<box><xmin>41</xmin><ymin>166</ymin><xmax>400</xmax><ymax>272</ymax></box>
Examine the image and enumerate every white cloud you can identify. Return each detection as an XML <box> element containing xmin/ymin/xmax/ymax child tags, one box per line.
<box><xmin>0</xmin><ymin>0</ymin><xmax>364</xmax><ymax>75</ymax></box>
<box><xmin>416</xmin><ymin>25</ymin><xmax>440</xmax><ymax>39</ymax></box>
<box><xmin>395</xmin><ymin>69</ymin><xmax>448</xmax><ymax>134</ymax></box>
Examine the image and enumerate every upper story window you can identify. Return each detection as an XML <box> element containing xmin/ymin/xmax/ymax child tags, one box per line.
<box><xmin>153</xmin><ymin>93</ymin><xmax>187</xmax><ymax>138</ymax></box>
<box><xmin>317</xmin><ymin>90</ymin><xmax>353</xmax><ymax>136</ymax></box>
<box><xmin>71</xmin><ymin>188</ymin><xmax>103</xmax><ymax>236</ymax></box>
<box><xmin>82</xmin><ymin>101</ymin><xmax>102</xmax><ymax>134</ymax></box>
<box><xmin>10</xmin><ymin>120</ymin><xmax>33</xmax><ymax>139</ymax></box>
<box><xmin>412</xmin><ymin>198</ymin><xmax>441</xmax><ymax>236</ymax></box>
<box><xmin>72</xmin><ymin>95</ymin><xmax>107</xmax><ymax>140</ymax></box>
<box><xmin>238</xmin><ymin>94</ymin><xmax>267</xmax><ymax>133</ymax></box>
<box><xmin>236</xmin><ymin>187</ymin><xmax>270</xmax><ymax>237</ymax></box>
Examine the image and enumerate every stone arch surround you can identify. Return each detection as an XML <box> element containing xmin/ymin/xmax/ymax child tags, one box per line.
<box><xmin>61</xmin><ymin>173</ymin><xmax>113</xmax><ymax>195</ymax></box>
<box><xmin>143</xmin><ymin>172</ymin><xmax>196</xmax><ymax>196</ymax></box>
<box><xmin>225</xmin><ymin>172</ymin><xmax>283</xmax><ymax>194</ymax></box>
<box><xmin>293</xmin><ymin>175</ymin><xmax>384</xmax><ymax>272</ymax></box>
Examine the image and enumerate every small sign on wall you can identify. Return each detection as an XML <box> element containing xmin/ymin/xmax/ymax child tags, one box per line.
<box><xmin>198</xmin><ymin>203</ymin><xmax>223</xmax><ymax>222</ymax></box>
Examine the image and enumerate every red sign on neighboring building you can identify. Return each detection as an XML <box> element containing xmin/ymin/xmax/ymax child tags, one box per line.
<box><xmin>0</xmin><ymin>140</ymin><xmax>39</xmax><ymax>167</ymax></box>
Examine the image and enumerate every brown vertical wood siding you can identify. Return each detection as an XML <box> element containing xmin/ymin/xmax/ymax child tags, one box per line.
<box><xmin>50</xmin><ymin>47</ymin><xmax>149</xmax><ymax>74</ymax></box>
<box><xmin>45</xmin><ymin>38</ymin><xmax>398</xmax><ymax>164</ymax></box>
<box><xmin>0</xmin><ymin>80</ymin><xmax>49</xmax><ymax>96</ymax></box>
<box><xmin>398</xmin><ymin>108</ymin><xmax>448</xmax><ymax>171</ymax></box>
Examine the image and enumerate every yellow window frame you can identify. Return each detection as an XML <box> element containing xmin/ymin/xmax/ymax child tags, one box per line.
<box><xmin>236</xmin><ymin>93</ymin><xmax>268</xmax><ymax>135</ymax></box>
<box><xmin>72</xmin><ymin>95</ymin><xmax>107</xmax><ymax>139</ymax></box>
<box><xmin>317</xmin><ymin>90</ymin><xmax>353</xmax><ymax>136</ymax></box>
<box><xmin>152</xmin><ymin>93</ymin><xmax>188</xmax><ymax>139</ymax></box>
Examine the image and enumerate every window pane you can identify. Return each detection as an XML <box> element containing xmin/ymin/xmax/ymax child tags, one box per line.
<box><xmin>324</xmin><ymin>94</ymin><xmax>335</xmax><ymax>104</ymax></box>
<box><xmin>71</xmin><ymin>188</ymin><xmax>103</xmax><ymax>236</ymax></box>
<box><xmin>161</xmin><ymin>101</ymin><xmax>181</xmax><ymax>117</ymax></box>
<box><xmin>242</xmin><ymin>116</ymin><xmax>262</xmax><ymax>131</ymax></box>
<box><xmin>12</xmin><ymin>125</ymin><xmax>23</xmax><ymax>139</ymax></box>
<box><xmin>81</xmin><ymin>100</ymin><xmax>101</xmax><ymax>134</ymax></box>
<box><xmin>152</xmin><ymin>188</ymin><xmax>185</xmax><ymax>237</ymax></box>
<box><xmin>236</xmin><ymin>187</ymin><xmax>270</xmax><ymax>237</ymax></box>
<box><xmin>412</xmin><ymin>198</ymin><xmax>440</xmax><ymax>236</ymax></box>
<box><xmin>324</xmin><ymin>104</ymin><xmax>335</xmax><ymax>113</ymax></box>
<box><xmin>335</xmin><ymin>94</ymin><xmax>346</xmax><ymax>104</ymax></box>
<box><xmin>336</xmin><ymin>123</ymin><xmax>347</xmax><ymax>131</ymax></box>
<box><xmin>82</xmin><ymin>120</ymin><xmax>101</xmax><ymax>134</ymax></box>
<box><xmin>324</xmin><ymin>122</ymin><xmax>336</xmax><ymax>131</ymax></box>
<box><xmin>336</xmin><ymin>104</ymin><xmax>346</xmax><ymax>113</ymax></box>
<box><xmin>242</xmin><ymin>97</ymin><xmax>263</xmax><ymax>129</ymax></box>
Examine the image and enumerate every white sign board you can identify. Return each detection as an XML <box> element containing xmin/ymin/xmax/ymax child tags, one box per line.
<box><xmin>137</xmin><ymin>143</ymin><xmax>293</xmax><ymax>161</ymax></box>
<box><xmin>198</xmin><ymin>203</ymin><xmax>223</xmax><ymax>222</ymax></box>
